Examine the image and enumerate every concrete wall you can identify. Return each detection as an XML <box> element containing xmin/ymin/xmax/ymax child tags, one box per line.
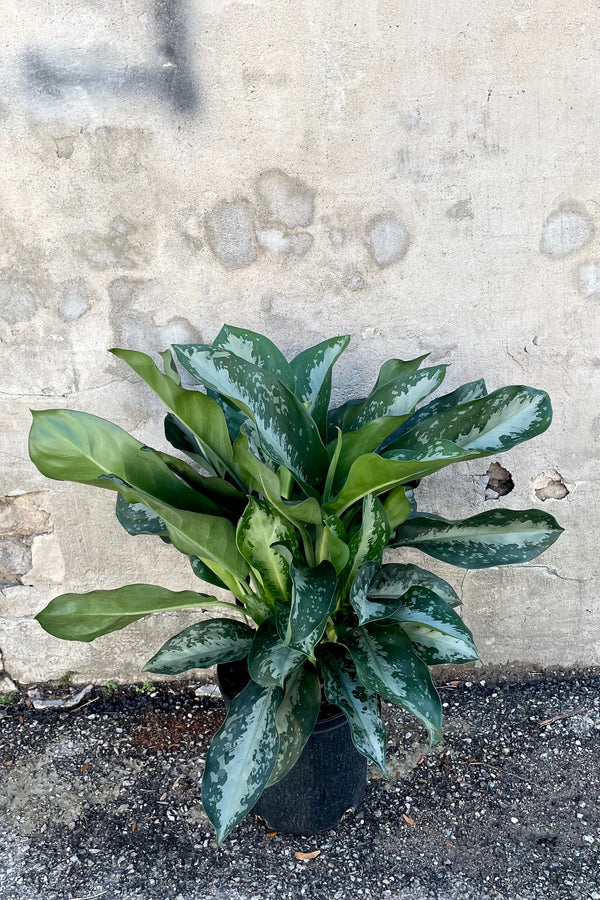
<box><xmin>0</xmin><ymin>0</ymin><xmax>598</xmax><ymax>684</ymax></box>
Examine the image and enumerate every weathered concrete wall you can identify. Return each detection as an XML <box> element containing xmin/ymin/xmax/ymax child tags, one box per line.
<box><xmin>0</xmin><ymin>0</ymin><xmax>597</xmax><ymax>683</ymax></box>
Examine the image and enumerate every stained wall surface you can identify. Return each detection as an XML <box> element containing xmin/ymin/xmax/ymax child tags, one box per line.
<box><xmin>0</xmin><ymin>0</ymin><xmax>598</xmax><ymax>683</ymax></box>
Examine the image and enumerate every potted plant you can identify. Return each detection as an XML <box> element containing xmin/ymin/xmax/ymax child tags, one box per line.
<box><xmin>29</xmin><ymin>325</ymin><xmax>562</xmax><ymax>843</ymax></box>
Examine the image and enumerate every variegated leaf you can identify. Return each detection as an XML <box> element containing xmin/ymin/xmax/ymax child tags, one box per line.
<box><xmin>173</xmin><ymin>344</ymin><xmax>328</xmax><ymax>492</ymax></box>
<box><xmin>115</xmin><ymin>494</ymin><xmax>167</xmax><ymax>537</ymax></box>
<box><xmin>342</xmin><ymin>494</ymin><xmax>390</xmax><ymax>592</ymax></box>
<box><xmin>343</xmin><ymin>366</ymin><xmax>447</xmax><ymax>432</ymax></box>
<box><xmin>372</xmin><ymin>354</ymin><xmax>430</xmax><ymax>391</ymax></box>
<box><xmin>391</xmin><ymin>509</ymin><xmax>564</xmax><ymax>568</ymax></box>
<box><xmin>143</xmin><ymin>618</ymin><xmax>255</xmax><ymax>674</ymax></box>
<box><xmin>213</xmin><ymin>324</ymin><xmax>296</xmax><ymax>391</ymax></box>
<box><xmin>380</xmin><ymin>379</ymin><xmax>487</xmax><ymax>450</ymax></box>
<box><xmin>368</xmin><ymin>563</ymin><xmax>460</xmax><ymax>608</ymax></box>
<box><xmin>391</xmin><ymin>385</ymin><xmax>552</xmax><ymax>458</ymax></box>
<box><xmin>289</xmin><ymin>334</ymin><xmax>351</xmax><ymax>435</ymax></box>
<box><xmin>236</xmin><ymin>498</ymin><xmax>299</xmax><ymax>604</ymax></box>
<box><xmin>202</xmin><ymin>681</ymin><xmax>283</xmax><ymax>844</ymax></box>
<box><xmin>343</xmin><ymin>622</ymin><xmax>443</xmax><ymax>744</ymax></box>
<box><xmin>388</xmin><ymin>586</ymin><xmax>477</xmax><ymax>663</ymax></box>
<box><xmin>401</xmin><ymin>623</ymin><xmax>478</xmax><ymax>666</ymax></box>
<box><xmin>248</xmin><ymin>620</ymin><xmax>306</xmax><ymax>688</ymax></box>
<box><xmin>321</xmin><ymin>643</ymin><xmax>386</xmax><ymax>772</ymax></box>
<box><xmin>284</xmin><ymin>559</ymin><xmax>338</xmax><ymax>655</ymax></box>
<box><xmin>267</xmin><ymin>662</ymin><xmax>321</xmax><ymax>786</ymax></box>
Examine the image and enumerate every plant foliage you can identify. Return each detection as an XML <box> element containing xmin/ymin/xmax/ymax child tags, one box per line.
<box><xmin>29</xmin><ymin>324</ymin><xmax>562</xmax><ymax>843</ymax></box>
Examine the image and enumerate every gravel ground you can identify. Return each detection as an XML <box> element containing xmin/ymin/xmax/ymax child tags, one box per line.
<box><xmin>1</xmin><ymin>669</ymin><xmax>599</xmax><ymax>900</ymax></box>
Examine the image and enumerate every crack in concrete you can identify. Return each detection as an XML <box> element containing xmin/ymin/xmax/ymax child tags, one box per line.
<box><xmin>521</xmin><ymin>565</ymin><xmax>597</xmax><ymax>584</ymax></box>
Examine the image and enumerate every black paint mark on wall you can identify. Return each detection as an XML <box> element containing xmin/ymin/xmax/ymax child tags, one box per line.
<box><xmin>22</xmin><ymin>0</ymin><xmax>199</xmax><ymax>114</ymax></box>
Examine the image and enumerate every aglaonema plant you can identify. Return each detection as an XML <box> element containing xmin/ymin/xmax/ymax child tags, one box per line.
<box><xmin>29</xmin><ymin>325</ymin><xmax>563</xmax><ymax>843</ymax></box>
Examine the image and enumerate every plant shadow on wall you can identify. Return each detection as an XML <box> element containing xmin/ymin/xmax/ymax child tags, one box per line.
<box><xmin>28</xmin><ymin>325</ymin><xmax>563</xmax><ymax>843</ymax></box>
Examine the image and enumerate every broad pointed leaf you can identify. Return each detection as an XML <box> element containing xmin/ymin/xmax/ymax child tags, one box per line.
<box><xmin>202</xmin><ymin>681</ymin><xmax>283</xmax><ymax>844</ymax></box>
<box><xmin>390</xmin><ymin>385</ymin><xmax>552</xmax><ymax>458</ymax></box>
<box><xmin>233</xmin><ymin>434</ymin><xmax>322</xmax><ymax>525</ymax></box>
<box><xmin>164</xmin><ymin>413</ymin><xmax>217</xmax><ymax>475</ymax></box>
<box><xmin>173</xmin><ymin>344</ymin><xmax>328</xmax><ymax>492</ymax></box>
<box><xmin>321</xmin><ymin>643</ymin><xmax>386</xmax><ymax>772</ymax></box>
<box><xmin>267</xmin><ymin>663</ymin><xmax>321</xmax><ymax>786</ymax></box>
<box><xmin>383</xmin><ymin>487</ymin><xmax>410</xmax><ymax>530</ymax></box>
<box><xmin>236</xmin><ymin>498</ymin><xmax>299</xmax><ymax>604</ymax></box>
<box><xmin>290</xmin><ymin>335</ymin><xmax>351</xmax><ymax>435</ymax></box>
<box><xmin>36</xmin><ymin>585</ymin><xmax>230</xmax><ymax>642</ymax></box>
<box><xmin>388</xmin><ymin>587</ymin><xmax>477</xmax><ymax>663</ymax></box>
<box><xmin>143</xmin><ymin>618</ymin><xmax>255</xmax><ymax>674</ymax></box>
<box><xmin>189</xmin><ymin>556</ymin><xmax>229</xmax><ymax>590</ymax></box>
<box><xmin>379</xmin><ymin>379</ymin><xmax>487</xmax><ymax>450</ymax></box>
<box><xmin>285</xmin><ymin>559</ymin><xmax>338</xmax><ymax>654</ymax></box>
<box><xmin>343</xmin><ymin>366</ymin><xmax>447</xmax><ymax>432</ymax></box>
<box><xmin>368</xmin><ymin>563</ymin><xmax>460</xmax><ymax>609</ymax></box>
<box><xmin>213</xmin><ymin>324</ymin><xmax>296</xmax><ymax>391</ymax></box>
<box><xmin>332</xmin><ymin>415</ymin><xmax>412</xmax><ymax>487</ymax></box>
<box><xmin>110</xmin><ymin>349</ymin><xmax>235</xmax><ymax>478</ymax></box>
<box><xmin>391</xmin><ymin>509</ymin><xmax>564</xmax><ymax>568</ymax></box>
<box><xmin>116</xmin><ymin>494</ymin><xmax>167</xmax><ymax>537</ymax></box>
<box><xmin>112</xmin><ymin>483</ymin><xmax>249</xmax><ymax>584</ymax></box>
<box><xmin>248</xmin><ymin>620</ymin><xmax>306</xmax><ymax>688</ymax></box>
<box><xmin>342</xmin><ymin>494</ymin><xmax>390</xmax><ymax>592</ymax></box>
<box><xmin>343</xmin><ymin>622</ymin><xmax>443</xmax><ymax>744</ymax></box>
<box><xmin>349</xmin><ymin>560</ymin><xmax>384</xmax><ymax>625</ymax></box>
<box><xmin>373</xmin><ymin>354</ymin><xmax>430</xmax><ymax>391</ymax></box>
<box><xmin>401</xmin><ymin>624</ymin><xmax>479</xmax><ymax>666</ymax></box>
<box><xmin>28</xmin><ymin>409</ymin><xmax>218</xmax><ymax>513</ymax></box>
<box><xmin>317</xmin><ymin>517</ymin><xmax>350</xmax><ymax>574</ymax></box>
<box><xmin>325</xmin><ymin>443</ymin><xmax>466</xmax><ymax>515</ymax></box>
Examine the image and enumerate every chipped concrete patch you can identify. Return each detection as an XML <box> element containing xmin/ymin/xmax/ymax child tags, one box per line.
<box><xmin>533</xmin><ymin>469</ymin><xmax>574</xmax><ymax>501</ymax></box>
<box><xmin>484</xmin><ymin>462</ymin><xmax>514</xmax><ymax>500</ymax></box>
<box><xmin>256</xmin><ymin>169</ymin><xmax>314</xmax><ymax>228</ymax></box>
<box><xmin>205</xmin><ymin>199</ymin><xmax>258</xmax><ymax>269</ymax></box>
<box><xmin>541</xmin><ymin>205</ymin><xmax>594</xmax><ymax>259</ymax></box>
<box><xmin>367</xmin><ymin>214</ymin><xmax>410</xmax><ymax>267</ymax></box>
<box><xmin>0</xmin><ymin>493</ymin><xmax>54</xmax><ymax>588</ymax></box>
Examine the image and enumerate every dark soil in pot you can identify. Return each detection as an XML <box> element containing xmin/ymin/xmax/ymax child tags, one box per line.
<box><xmin>216</xmin><ymin>658</ymin><xmax>367</xmax><ymax>835</ymax></box>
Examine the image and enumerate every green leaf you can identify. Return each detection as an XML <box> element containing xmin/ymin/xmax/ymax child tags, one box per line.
<box><xmin>317</xmin><ymin>517</ymin><xmax>350</xmax><ymax>574</ymax></box>
<box><xmin>28</xmin><ymin>409</ymin><xmax>218</xmax><ymax>513</ymax></box>
<box><xmin>368</xmin><ymin>563</ymin><xmax>461</xmax><ymax>609</ymax></box>
<box><xmin>202</xmin><ymin>680</ymin><xmax>283</xmax><ymax>844</ymax></box>
<box><xmin>213</xmin><ymin>324</ymin><xmax>296</xmax><ymax>392</ymax></box>
<box><xmin>332</xmin><ymin>416</ymin><xmax>412</xmax><ymax>487</ymax></box>
<box><xmin>110</xmin><ymin>349</ymin><xmax>235</xmax><ymax>478</ymax></box>
<box><xmin>379</xmin><ymin>379</ymin><xmax>487</xmax><ymax>450</ymax></box>
<box><xmin>289</xmin><ymin>335</ymin><xmax>351</xmax><ymax>435</ymax></box>
<box><xmin>233</xmin><ymin>433</ymin><xmax>322</xmax><ymax>526</ymax></box>
<box><xmin>343</xmin><ymin>622</ymin><xmax>443</xmax><ymax>744</ymax></box>
<box><xmin>391</xmin><ymin>509</ymin><xmax>564</xmax><ymax>568</ymax></box>
<box><xmin>349</xmin><ymin>560</ymin><xmax>384</xmax><ymax>625</ymax></box>
<box><xmin>115</xmin><ymin>494</ymin><xmax>167</xmax><ymax>537</ymax></box>
<box><xmin>36</xmin><ymin>585</ymin><xmax>230</xmax><ymax>642</ymax></box>
<box><xmin>248</xmin><ymin>620</ymin><xmax>306</xmax><ymax>687</ymax></box>
<box><xmin>327</xmin><ymin>398</ymin><xmax>363</xmax><ymax>440</ymax></box>
<box><xmin>189</xmin><ymin>556</ymin><xmax>229</xmax><ymax>590</ymax></box>
<box><xmin>383</xmin><ymin>487</ymin><xmax>410</xmax><ymax>530</ymax></box>
<box><xmin>400</xmin><ymin>623</ymin><xmax>476</xmax><ymax>665</ymax></box>
<box><xmin>159</xmin><ymin>348</ymin><xmax>181</xmax><ymax>384</ymax></box>
<box><xmin>143</xmin><ymin>618</ymin><xmax>255</xmax><ymax>674</ymax></box>
<box><xmin>112</xmin><ymin>484</ymin><xmax>249</xmax><ymax>585</ymax></box>
<box><xmin>267</xmin><ymin>663</ymin><xmax>321</xmax><ymax>787</ymax></box>
<box><xmin>388</xmin><ymin>586</ymin><xmax>477</xmax><ymax>664</ymax></box>
<box><xmin>325</xmin><ymin>444</ymin><xmax>466</xmax><ymax>516</ymax></box>
<box><xmin>163</xmin><ymin>413</ymin><xmax>217</xmax><ymax>475</ymax></box>
<box><xmin>389</xmin><ymin>385</ymin><xmax>552</xmax><ymax>458</ymax></box>
<box><xmin>284</xmin><ymin>559</ymin><xmax>338</xmax><ymax>654</ymax></box>
<box><xmin>342</xmin><ymin>494</ymin><xmax>390</xmax><ymax>592</ymax></box>
<box><xmin>343</xmin><ymin>366</ymin><xmax>447</xmax><ymax>432</ymax></box>
<box><xmin>373</xmin><ymin>354</ymin><xmax>430</xmax><ymax>391</ymax></box>
<box><xmin>236</xmin><ymin>498</ymin><xmax>299</xmax><ymax>604</ymax></box>
<box><xmin>321</xmin><ymin>643</ymin><xmax>386</xmax><ymax>772</ymax></box>
<box><xmin>173</xmin><ymin>344</ymin><xmax>328</xmax><ymax>493</ymax></box>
